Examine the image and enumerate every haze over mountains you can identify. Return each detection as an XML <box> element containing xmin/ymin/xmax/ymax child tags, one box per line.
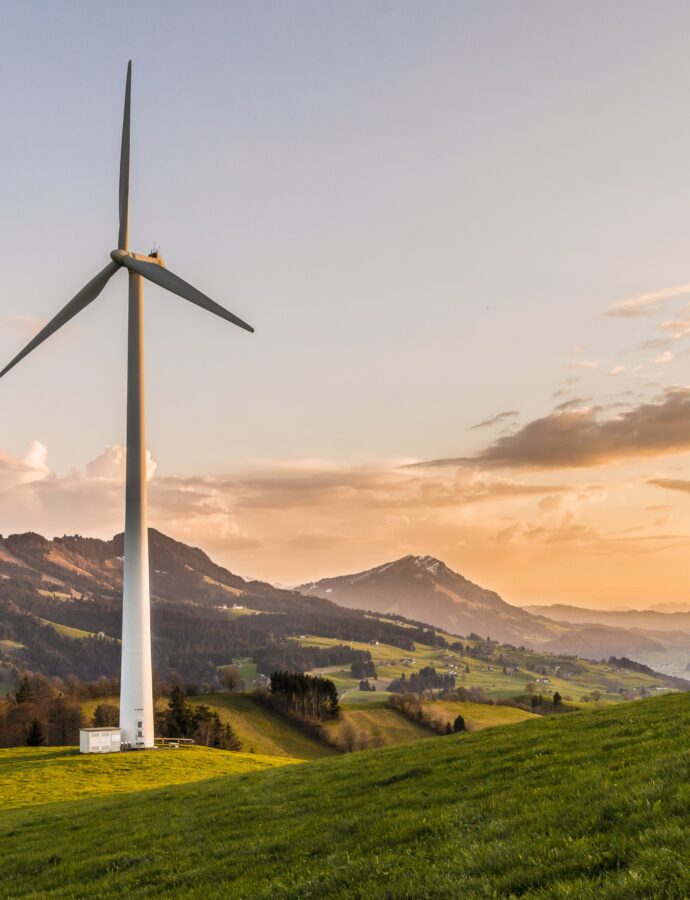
<box><xmin>300</xmin><ymin>555</ymin><xmax>690</xmax><ymax>677</ymax></box>
<box><xmin>1</xmin><ymin>531</ymin><xmax>689</xmax><ymax>681</ymax></box>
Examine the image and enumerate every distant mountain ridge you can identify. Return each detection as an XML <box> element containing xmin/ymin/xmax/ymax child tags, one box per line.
<box><xmin>524</xmin><ymin>603</ymin><xmax>690</xmax><ymax>634</ymax></box>
<box><xmin>299</xmin><ymin>554</ymin><xmax>690</xmax><ymax>676</ymax></box>
<box><xmin>2</xmin><ymin>532</ymin><xmax>689</xmax><ymax>680</ymax></box>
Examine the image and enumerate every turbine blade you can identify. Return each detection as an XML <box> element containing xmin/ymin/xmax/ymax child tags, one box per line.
<box><xmin>118</xmin><ymin>61</ymin><xmax>132</xmax><ymax>250</ymax></box>
<box><xmin>120</xmin><ymin>256</ymin><xmax>254</xmax><ymax>333</ymax></box>
<box><xmin>0</xmin><ymin>261</ymin><xmax>119</xmax><ymax>379</ymax></box>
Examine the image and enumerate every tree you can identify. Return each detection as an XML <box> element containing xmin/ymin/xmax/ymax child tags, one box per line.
<box><xmin>15</xmin><ymin>675</ymin><xmax>35</xmax><ymax>705</ymax></box>
<box><xmin>220</xmin><ymin>723</ymin><xmax>241</xmax><ymax>751</ymax></box>
<box><xmin>47</xmin><ymin>697</ymin><xmax>84</xmax><ymax>745</ymax></box>
<box><xmin>221</xmin><ymin>666</ymin><xmax>243</xmax><ymax>693</ymax></box>
<box><xmin>92</xmin><ymin>703</ymin><xmax>119</xmax><ymax>727</ymax></box>
<box><xmin>26</xmin><ymin>719</ymin><xmax>44</xmax><ymax>746</ymax></box>
<box><xmin>453</xmin><ymin>715</ymin><xmax>466</xmax><ymax>733</ymax></box>
<box><xmin>339</xmin><ymin>722</ymin><xmax>364</xmax><ymax>752</ymax></box>
<box><xmin>166</xmin><ymin>684</ymin><xmax>190</xmax><ymax>737</ymax></box>
<box><xmin>553</xmin><ymin>691</ymin><xmax>562</xmax><ymax>708</ymax></box>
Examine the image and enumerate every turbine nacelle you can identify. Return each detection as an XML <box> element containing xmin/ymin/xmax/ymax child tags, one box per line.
<box><xmin>111</xmin><ymin>249</ymin><xmax>168</xmax><ymax>269</ymax></box>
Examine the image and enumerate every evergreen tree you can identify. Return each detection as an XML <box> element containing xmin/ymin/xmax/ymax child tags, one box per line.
<box><xmin>15</xmin><ymin>675</ymin><xmax>35</xmax><ymax>705</ymax></box>
<box><xmin>166</xmin><ymin>684</ymin><xmax>190</xmax><ymax>737</ymax></box>
<box><xmin>453</xmin><ymin>715</ymin><xmax>466</xmax><ymax>733</ymax></box>
<box><xmin>26</xmin><ymin>719</ymin><xmax>44</xmax><ymax>746</ymax></box>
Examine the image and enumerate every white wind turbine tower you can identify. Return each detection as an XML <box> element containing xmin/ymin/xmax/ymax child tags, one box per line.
<box><xmin>0</xmin><ymin>62</ymin><xmax>254</xmax><ymax>749</ymax></box>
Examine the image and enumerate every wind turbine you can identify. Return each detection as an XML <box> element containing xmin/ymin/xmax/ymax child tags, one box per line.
<box><xmin>0</xmin><ymin>62</ymin><xmax>254</xmax><ymax>749</ymax></box>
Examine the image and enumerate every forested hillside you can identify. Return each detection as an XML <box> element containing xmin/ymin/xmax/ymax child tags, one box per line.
<box><xmin>0</xmin><ymin>530</ymin><xmax>439</xmax><ymax>684</ymax></box>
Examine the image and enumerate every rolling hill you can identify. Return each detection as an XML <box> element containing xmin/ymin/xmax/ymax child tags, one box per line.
<box><xmin>2</xmin><ymin>532</ymin><xmax>688</xmax><ymax>692</ymax></box>
<box><xmin>1</xmin><ymin>692</ymin><xmax>688</xmax><ymax>897</ymax></box>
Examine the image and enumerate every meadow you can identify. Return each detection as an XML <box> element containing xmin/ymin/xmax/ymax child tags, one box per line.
<box><xmin>296</xmin><ymin>634</ymin><xmax>674</xmax><ymax>703</ymax></box>
<box><xmin>0</xmin><ymin>745</ymin><xmax>295</xmax><ymax>811</ymax></box>
<box><xmin>1</xmin><ymin>692</ymin><xmax>688</xmax><ymax>897</ymax></box>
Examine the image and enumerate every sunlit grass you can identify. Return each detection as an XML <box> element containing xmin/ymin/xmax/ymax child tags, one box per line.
<box><xmin>0</xmin><ymin>745</ymin><xmax>297</xmax><ymax>812</ymax></box>
<box><xmin>1</xmin><ymin>693</ymin><xmax>688</xmax><ymax>897</ymax></box>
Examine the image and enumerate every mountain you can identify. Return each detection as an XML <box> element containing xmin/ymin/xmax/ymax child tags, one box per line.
<box><xmin>299</xmin><ymin>554</ymin><xmax>688</xmax><ymax>674</ymax></box>
<box><xmin>524</xmin><ymin>602</ymin><xmax>690</xmax><ymax>677</ymax></box>
<box><xmin>3</xmin><ymin>533</ymin><xmax>688</xmax><ymax>683</ymax></box>
<box><xmin>524</xmin><ymin>602</ymin><xmax>690</xmax><ymax>634</ymax></box>
<box><xmin>300</xmin><ymin>555</ymin><xmax>564</xmax><ymax>646</ymax></box>
<box><xmin>0</xmin><ymin>531</ymin><xmax>439</xmax><ymax>685</ymax></box>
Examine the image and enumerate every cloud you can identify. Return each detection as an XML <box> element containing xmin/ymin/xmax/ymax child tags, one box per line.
<box><xmin>568</xmin><ymin>360</ymin><xmax>599</xmax><ymax>370</ymax></box>
<box><xmin>647</xmin><ymin>478</ymin><xmax>690</xmax><ymax>495</ymax></box>
<box><xmin>469</xmin><ymin>410</ymin><xmax>519</xmax><ymax>430</ymax></box>
<box><xmin>655</xmin><ymin>351</ymin><xmax>674</xmax><ymax>365</ymax></box>
<box><xmin>660</xmin><ymin>316</ymin><xmax>690</xmax><ymax>339</ymax></box>
<box><xmin>604</xmin><ymin>284</ymin><xmax>690</xmax><ymax>318</ymax></box>
<box><xmin>85</xmin><ymin>445</ymin><xmax>157</xmax><ymax>481</ymax></box>
<box><xmin>554</xmin><ymin>398</ymin><xmax>592</xmax><ymax>411</ymax></box>
<box><xmin>3</xmin><ymin>441</ymin><xmax>690</xmax><ymax>601</ymax></box>
<box><xmin>610</xmin><ymin>365</ymin><xmax>626</xmax><ymax>376</ymax></box>
<box><xmin>416</xmin><ymin>388</ymin><xmax>690</xmax><ymax>470</ymax></box>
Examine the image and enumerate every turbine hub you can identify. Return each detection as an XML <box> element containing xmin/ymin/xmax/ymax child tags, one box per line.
<box><xmin>111</xmin><ymin>249</ymin><xmax>166</xmax><ymax>268</ymax></box>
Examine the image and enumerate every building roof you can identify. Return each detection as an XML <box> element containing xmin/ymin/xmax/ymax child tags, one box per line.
<box><xmin>80</xmin><ymin>727</ymin><xmax>121</xmax><ymax>733</ymax></box>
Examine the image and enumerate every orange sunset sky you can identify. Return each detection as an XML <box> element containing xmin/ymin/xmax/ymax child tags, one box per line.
<box><xmin>3</xmin><ymin>3</ymin><xmax>690</xmax><ymax>609</ymax></box>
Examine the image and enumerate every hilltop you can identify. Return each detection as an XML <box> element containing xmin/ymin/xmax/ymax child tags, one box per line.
<box><xmin>1</xmin><ymin>692</ymin><xmax>688</xmax><ymax>897</ymax></box>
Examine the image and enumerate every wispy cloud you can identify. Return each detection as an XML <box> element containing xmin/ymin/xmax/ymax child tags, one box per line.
<box><xmin>568</xmin><ymin>360</ymin><xmax>599</xmax><ymax>370</ymax></box>
<box><xmin>469</xmin><ymin>410</ymin><xmax>518</xmax><ymax>430</ymax></box>
<box><xmin>604</xmin><ymin>284</ymin><xmax>690</xmax><ymax>318</ymax></box>
<box><xmin>647</xmin><ymin>477</ymin><xmax>690</xmax><ymax>495</ymax></box>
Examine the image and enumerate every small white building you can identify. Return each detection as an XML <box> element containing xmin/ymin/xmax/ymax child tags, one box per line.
<box><xmin>80</xmin><ymin>727</ymin><xmax>121</xmax><ymax>754</ymax></box>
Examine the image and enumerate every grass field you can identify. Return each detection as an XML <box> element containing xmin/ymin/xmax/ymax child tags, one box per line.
<box><xmin>322</xmin><ymin>706</ymin><xmax>435</xmax><ymax>749</ymax></box>
<box><xmin>298</xmin><ymin>634</ymin><xmax>675</xmax><ymax>703</ymax></box>
<box><xmin>1</xmin><ymin>693</ymin><xmax>687</xmax><ymax>897</ymax></box>
<box><xmin>0</xmin><ymin>745</ymin><xmax>295</xmax><ymax>811</ymax></box>
<box><xmin>39</xmin><ymin>618</ymin><xmax>95</xmax><ymax>640</ymax></box>
<box><xmin>422</xmin><ymin>698</ymin><xmax>537</xmax><ymax>731</ymax></box>
<box><xmin>188</xmin><ymin>693</ymin><xmax>335</xmax><ymax>760</ymax></box>
<box><xmin>340</xmin><ymin>690</ymin><xmax>393</xmax><ymax>707</ymax></box>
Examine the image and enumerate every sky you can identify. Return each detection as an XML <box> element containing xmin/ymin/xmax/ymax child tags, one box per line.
<box><xmin>3</xmin><ymin>1</ymin><xmax>690</xmax><ymax>609</ymax></box>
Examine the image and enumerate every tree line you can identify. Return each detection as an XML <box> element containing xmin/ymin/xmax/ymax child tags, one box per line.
<box><xmin>388</xmin><ymin>666</ymin><xmax>456</xmax><ymax>694</ymax></box>
<box><xmin>268</xmin><ymin>671</ymin><xmax>340</xmax><ymax>720</ymax></box>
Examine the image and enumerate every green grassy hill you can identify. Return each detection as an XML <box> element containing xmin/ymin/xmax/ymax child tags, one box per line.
<box><xmin>1</xmin><ymin>693</ymin><xmax>688</xmax><ymax>897</ymax></box>
<box><xmin>0</xmin><ymin>745</ymin><xmax>295</xmax><ymax>811</ymax></box>
<box><xmin>298</xmin><ymin>634</ymin><xmax>677</xmax><ymax>703</ymax></box>
<box><xmin>322</xmin><ymin>704</ymin><xmax>435</xmax><ymax>750</ymax></box>
<box><xmin>422</xmin><ymin>698</ymin><xmax>537</xmax><ymax>731</ymax></box>
<box><xmin>188</xmin><ymin>693</ymin><xmax>335</xmax><ymax>760</ymax></box>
